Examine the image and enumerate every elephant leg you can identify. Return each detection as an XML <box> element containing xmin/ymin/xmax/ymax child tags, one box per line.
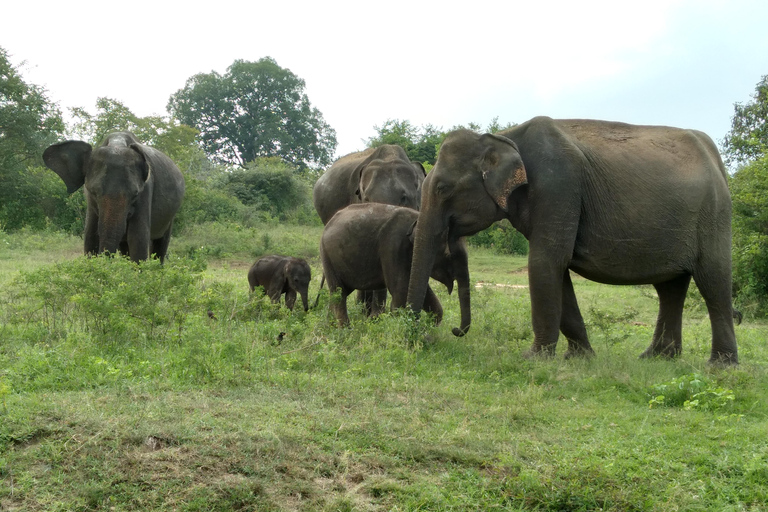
<box><xmin>324</xmin><ymin>271</ymin><xmax>350</xmax><ymax>327</ymax></box>
<box><xmin>371</xmin><ymin>289</ymin><xmax>387</xmax><ymax>315</ymax></box>
<box><xmin>358</xmin><ymin>290</ymin><xmax>374</xmax><ymax>316</ymax></box>
<box><xmin>285</xmin><ymin>289</ymin><xmax>297</xmax><ymax>311</ymax></box>
<box><xmin>84</xmin><ymin>208</ymin><xmax>99</xmax><ymax>256</ymax></box>
<box><xmin>561</xmin><ymin>271</ymin><xmax>593</xmax><ymax>359</ymax></box>
<box><xmin>692</xmin><ymin>255</ymin><xmax>738</xmax><ymax>364</ymax></box>
<box><xmin>639</xmin><ymin>274</ymin><xmax>690</xmax><ymax>359</ymax></box>
<box><xmin>422</xmin><ymin>285</ymin><xmax>444</xmax><ymax>326</ymax></box>
<box><xmin>526</xmin><ymin>258</ymin><xmax>569</xmax><ymax>357</ymax></box>
<box><xmin>152</xmin><ymin>223</ymin><xmax>174</xmax><ymax>263</ymax></box>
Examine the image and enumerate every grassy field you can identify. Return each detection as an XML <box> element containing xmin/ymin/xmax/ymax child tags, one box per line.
<box><xmin>1</xmin><ymin>224</ymin><xmax>767</xmax><ymax>511</ymax></box>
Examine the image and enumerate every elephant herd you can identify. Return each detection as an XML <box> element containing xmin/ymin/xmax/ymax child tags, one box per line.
<box><xmin>44</xmin><ymin>117</ymin><xmax>740</xmax><ymax>365</ymax></box>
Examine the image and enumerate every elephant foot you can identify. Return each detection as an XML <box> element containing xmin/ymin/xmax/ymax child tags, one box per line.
<box><xmin>522</xmin><ymin>344</ymin><xmax>557</xmax><ymax>359</ymax></box>
<box><xmin>639</xmin><ymin>341</ymin><xmax>681</xmax><ymax>360</ymax></box>
<box><xmin>564</xmin><ymin>346</ymin><xmax>595</xmax><ymax>360</ymax></box>
<box><xmin>708</xmin><ymin>351</ymin><xmax>738</xmax><ymax>366</ymax></box>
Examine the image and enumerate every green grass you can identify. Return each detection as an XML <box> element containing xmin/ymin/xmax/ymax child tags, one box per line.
<box><xmin>1</xmin><ymin>226</ymin><xmax>767</xmax><ymax>511</ymax></box>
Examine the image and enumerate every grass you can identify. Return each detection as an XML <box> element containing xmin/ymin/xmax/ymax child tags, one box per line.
<box><xmin>1</xmin><ymin>224</ymin><xmax>767</xmax><ymax>511</ymax></box>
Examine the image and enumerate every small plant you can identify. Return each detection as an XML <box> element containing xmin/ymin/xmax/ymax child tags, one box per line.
<box><xmin>648</xmin><ymin>373</ymin><xmax>736</xmax><ymax>412</ymax></box>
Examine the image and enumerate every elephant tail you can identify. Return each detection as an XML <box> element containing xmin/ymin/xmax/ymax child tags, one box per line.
<box><xmin>312</xmin><ymin>274</ymin><xmax>326</xmax><ymax>309</ymax></box>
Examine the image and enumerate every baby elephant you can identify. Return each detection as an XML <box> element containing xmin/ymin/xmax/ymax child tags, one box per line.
<box><xmin>320</xmin><ymin>203</ymin><xmax>463</xmax><ymax>327</ymax></box>
<box><xmin>248</xmin><ymin>255</ymin><xmax>311</xmax><ymax>311</ymax></box>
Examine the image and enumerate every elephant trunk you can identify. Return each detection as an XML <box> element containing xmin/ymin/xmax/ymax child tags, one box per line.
<box><xmin>451</xmin><ymin>244</ymin><xmax>471</xmax><ymax>337</ymax></box>
<box><xmin>407</xmin><ymin>214</ymin><xmax>442</xmax><ymax>316</ymax></box>
<box><xmin>97</xmin><ymin>195</ymin><xmax>129</xmax><ymax>256</ymax></box>
<box><xmin>301</xmin><ymin>289</ymin><xmax>309</xmax><ymax>312</ymax></box>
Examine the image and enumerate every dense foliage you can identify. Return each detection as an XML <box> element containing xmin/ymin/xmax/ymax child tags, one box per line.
<box><xmin>726</xmin><ymin>76</ymin><xmax>768</xmax><ymax>315</ymax></box>
<box><xmin>168</xmin><ymin>57</ymin><xmax>338</xmax><ymax>169</ymax></box>
<box><xmin>0</xmin><ymin>48</ymin><xmax>66</xmax><ymax>230</ymax></box>
<box><xmin>722</xmin><ymin>75</ymin><xmax>768</xmax><ymax>168</ymax></box>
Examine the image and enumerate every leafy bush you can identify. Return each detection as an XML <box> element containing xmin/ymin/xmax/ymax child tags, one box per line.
<box><xmin>219</xmin><ymin>157</ymin><xmax>313</xmax><ymax>222</ymax></box>
<box><xmin>730</xmin><ymin>155</ymin><xmax>768</xmax><ymax>315</ymax></box>
<box><xmin>4</xmin><ymin>254</ymin><xmax>207</xmax><ymax>346</ymax></box>
<box><xmin>467</xmin><ymin>221</ymin><xmax>528</xmax><ymax>255</ymax></box>
<box><xmin>648</xmin><ymin>373</ymin><xmax>736</xmax><ymax>412</ymax></box>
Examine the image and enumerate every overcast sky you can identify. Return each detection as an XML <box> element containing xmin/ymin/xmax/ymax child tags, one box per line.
<box><xmin>4</xmin><ymin>0</ymin><xmax>768</xmax><ymax>159</ymax></box>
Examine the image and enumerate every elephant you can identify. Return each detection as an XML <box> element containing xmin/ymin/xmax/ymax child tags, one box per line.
<box><xmin>43</xmin><ymin>132</ymin><xmax>185</xmax><ymax>263</ymax></box>
<box><xmin>406</xmin><ymin>117</ymin><xmax>738</xmax><ymax>365</ymax></box>
<box><xmin>320</xmin><ymin>203</ymin><xmax>464</xmax><ymax>328</ymax></box>
<box><xmin>313</xmin><ymin>144</ymin><xmax>426</xmax><ymax>315</ymax></box>
<box><xmin>312</xmin><ymin>144</ymin><xmax>426</xmax><ymax>224</ymax></box>
<box><xmin>248</xmin><ymin>255</ymin><xmax>312</xmax><ymax>311</ymax></box>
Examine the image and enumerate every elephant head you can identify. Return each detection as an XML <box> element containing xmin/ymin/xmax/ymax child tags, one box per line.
<box><xmin>406</xmin><ymin>130</ymin><xmax>528</xmax><ymax>336</ymax></box>
<box><xmin>354</xmin><ymin>146</ymin><xmax>425</xmax><ymax>210</ymax></box>
<box><xmin>285</xmin><ymin>258</ymin><xmax>312</xmax><ymax>312</ymax></box>
<box><xmin>44</xmin><ymin>137</ymin><xmax>153</xmax><ymax>260</ymax></box>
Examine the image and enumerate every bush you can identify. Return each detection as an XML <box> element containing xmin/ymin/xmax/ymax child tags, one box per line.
<box><xmin>731</xmin><ymin>155</ymin><xmax>768</xmax><ymax>315</ymax></box>
<box><xmin>4</xmin><ymin>254</ymin><xmax>207</xmax><ymax>346</ymax></box>
<box><xmin>467</xmin><ymin>221</ymin><xmax>528</xmax><ymax>255</ymax></box>
<box><xmin>220</xmin><ymin>157</ymin><xmax>313</xmax><ymax>222</ymax></box>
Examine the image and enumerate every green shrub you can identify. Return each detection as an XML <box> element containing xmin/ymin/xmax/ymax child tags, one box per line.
<box><xmin>648</xmin><ymin>373</ymin><xmax>736</xmax><ymax>412</ymax></box>
<box><xmin>4</xmin><ymin>254</ymin><xmax>207</xmax><ymax>346</ymax></box>
<box><xmin>467</xmin><ymin>221</ymin><xmax>528</xmax><ymax>255</ymax></box>
<box><xmin>731</xmin><ymin>155</ymin><xmax>768</xmax><ymax>316</ymax></box>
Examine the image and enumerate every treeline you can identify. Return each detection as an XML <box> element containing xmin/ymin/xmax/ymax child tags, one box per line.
<box><xmin>2</xmin><ymin>47</ymin><xmax>768</xmax><ymax>313</ymax></box>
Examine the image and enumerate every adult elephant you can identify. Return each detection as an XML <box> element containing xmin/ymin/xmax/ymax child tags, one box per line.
<box><xmin>248</xmin><ymin>255</ymin><xmax>311</xmax><ymax>311</ymax></box>
<box><xmin>313</xmin><ymin>144</ymin><xmax>426</xmax><ymax>224</ymax></box>
<box><xmin>313</xmin><ymin>144</ymin><xmax>426</xmax><ymax>314</ymax></box>
<box><xmin>320</xmin><ymin>203</ymin><xmax>463</xmax><ymax>328</ymax></box>
<box><xmin>43</xmin><ymin>132</ymin><xmax>185</xmax><ymax>263</ymax></box>
<box><xmin>407</xmin><ymin>117</ymin><xmax>738</xmax><ymax>365</ymax></box>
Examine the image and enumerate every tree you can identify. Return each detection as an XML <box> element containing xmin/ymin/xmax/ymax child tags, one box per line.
<box><xmin>0</xmin><ymin>47</ymin><xmax>66</xmax><ymax>230</ymax></box>
<box><xmin>730</xmin><ymin>155</ymin><xmax>768</xmax><ymax>315</ymax></box>
<box><xmin>218</xmin><ymin>157</ymin><xmax>312</xmax><ymax>221</ymax></box>
<box><xmin>366</xmin><ymin>117</ymin><xmax>516</xmax><ymax>166</ymax></box>
<box><xmin>722</xmin><ymin>75</ymin><xmax>768</xmax><ymax>168</ymax></box>
<box><xmin>366</xmin><ymin>119</ymin><xmax>444</xmax><ymax>165</ymax></box>
<box><xmin>70</xmin><ymin>97</ymin><xmax>207</xmax><ymax>174</ymax></box>
<box><xmin>168</xmin><ymin>58</ymin><xmax>337</xmax><ymax>170</ymax></box>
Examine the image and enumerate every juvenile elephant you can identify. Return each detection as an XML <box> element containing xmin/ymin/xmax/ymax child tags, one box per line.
<box><xmin>43</xmin><ymin>132</ymin><xmax>185</xmax><ymax>263</ymax></box>
<box><xmin>320</xmin><ymin>203</ymin><xmax>464</xmax><ymax>328</ymax></box>
<box><xmin>248</xmin><ymin>255</ymin><xmax>311</xmax><ymax>311</ymax></box>
<box><xmin>313</xmin><ymin>145</ymin><xmax>426</xmax><ymax>314</ymax></box>
<box><xmin>406</xmin><ymin>117</ymin><xmax>738</xmax><ymax>364</ymax></box>
<box><xmin>313</xmin><ymin>144</ymin><xmax>426</xmax><ymax>224</ymax></box>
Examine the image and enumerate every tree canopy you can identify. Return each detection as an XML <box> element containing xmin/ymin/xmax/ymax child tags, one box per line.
<box><xmin>366</xmin><ymin>117</ymin><xmax>516</xmax><ymax>166</ymax></box>
<box><xmin>167</xmin><ymin>58</ymin><xmax>337</xmax><ymax>170</ymax></box>
<box><xmin>722</xmin><ymin>75</ymin><xmax>768</xmax><ymax>168</ymax></box>
<box><xmin>0</xmin><ymin>47</ymin><xmax>66</xmax><ymax>230</ymax></box>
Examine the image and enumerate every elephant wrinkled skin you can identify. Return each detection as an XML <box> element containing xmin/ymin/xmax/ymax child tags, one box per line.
<box><xmin>43</xmin><ymin>132</ymin><xmax>185</xmax><ymax>263</ymax></box>
<box><xmin>248</xmin><ymin>255</ymin><xmax>312</xmax><ymax>311</ymax></box>
<box><xmin>320</xmin><ymin>203</ymin><xmax>465</xmax><ymax>329</ymax></box>
<box><xmin>406</xmin><ymin>117</ymin><xmax>738</xmax><ymax>364</ymax></box>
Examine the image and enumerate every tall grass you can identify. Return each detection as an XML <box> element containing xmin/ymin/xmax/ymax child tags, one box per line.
<box><xmin>1</xmin><ymin>228</ymin><xmax>767</xmax><ymax>511</ymax></box>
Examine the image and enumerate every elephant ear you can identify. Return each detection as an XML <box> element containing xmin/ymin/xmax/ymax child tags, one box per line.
<box><xmin>42</xmin><ymin>140</ymin><xmax>92</xmax><ymax>194</ymax></box>
<box><xmin>412</xmin><ymin>161</ymin><xmax>426</xmax><ymax>177</ymax></box>
<box><xmin>130</xmin><ymin>144</ymin><xmax>152</xmax><ymax>183</ymax></box>
<box><xmin>480</xmin><ymin>133</ymin><xmax>528</xmax><ymax>212</ymax></box>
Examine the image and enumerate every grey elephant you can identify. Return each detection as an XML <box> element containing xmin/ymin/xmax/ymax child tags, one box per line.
<box><xmin>406</xmin><ymin>117</ymin><xmax>738</xmax><ymax>364</ymax></box>
<box><xmin>313</xmin><ymin>144</ymin><xmax>426</xmax><ymax>314</ymax></box>
<box><xmin>248</xmin><ymin>255</ymin><xmax>311</xmax><ymax>311</ymax></box>
<box><xmin>320</xmin><ymin>203</ymin><xmax>463</xmax><ymax>328</ymax></box>
<box><xmin>312</xmin><ymin>144</ymin><xmax>426</xmax><ymax>224</ymax></box>
<box><xmin>43</xmin><ymin>132</ymin><xmax>185</xmax><ymax>263</ymax></box>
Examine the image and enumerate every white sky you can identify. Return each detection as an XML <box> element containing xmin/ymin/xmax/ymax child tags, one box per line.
<box><xmin>4</xmin><ymin>0</ymin><xmax>768</xmax><ymax>158</ymax></box>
